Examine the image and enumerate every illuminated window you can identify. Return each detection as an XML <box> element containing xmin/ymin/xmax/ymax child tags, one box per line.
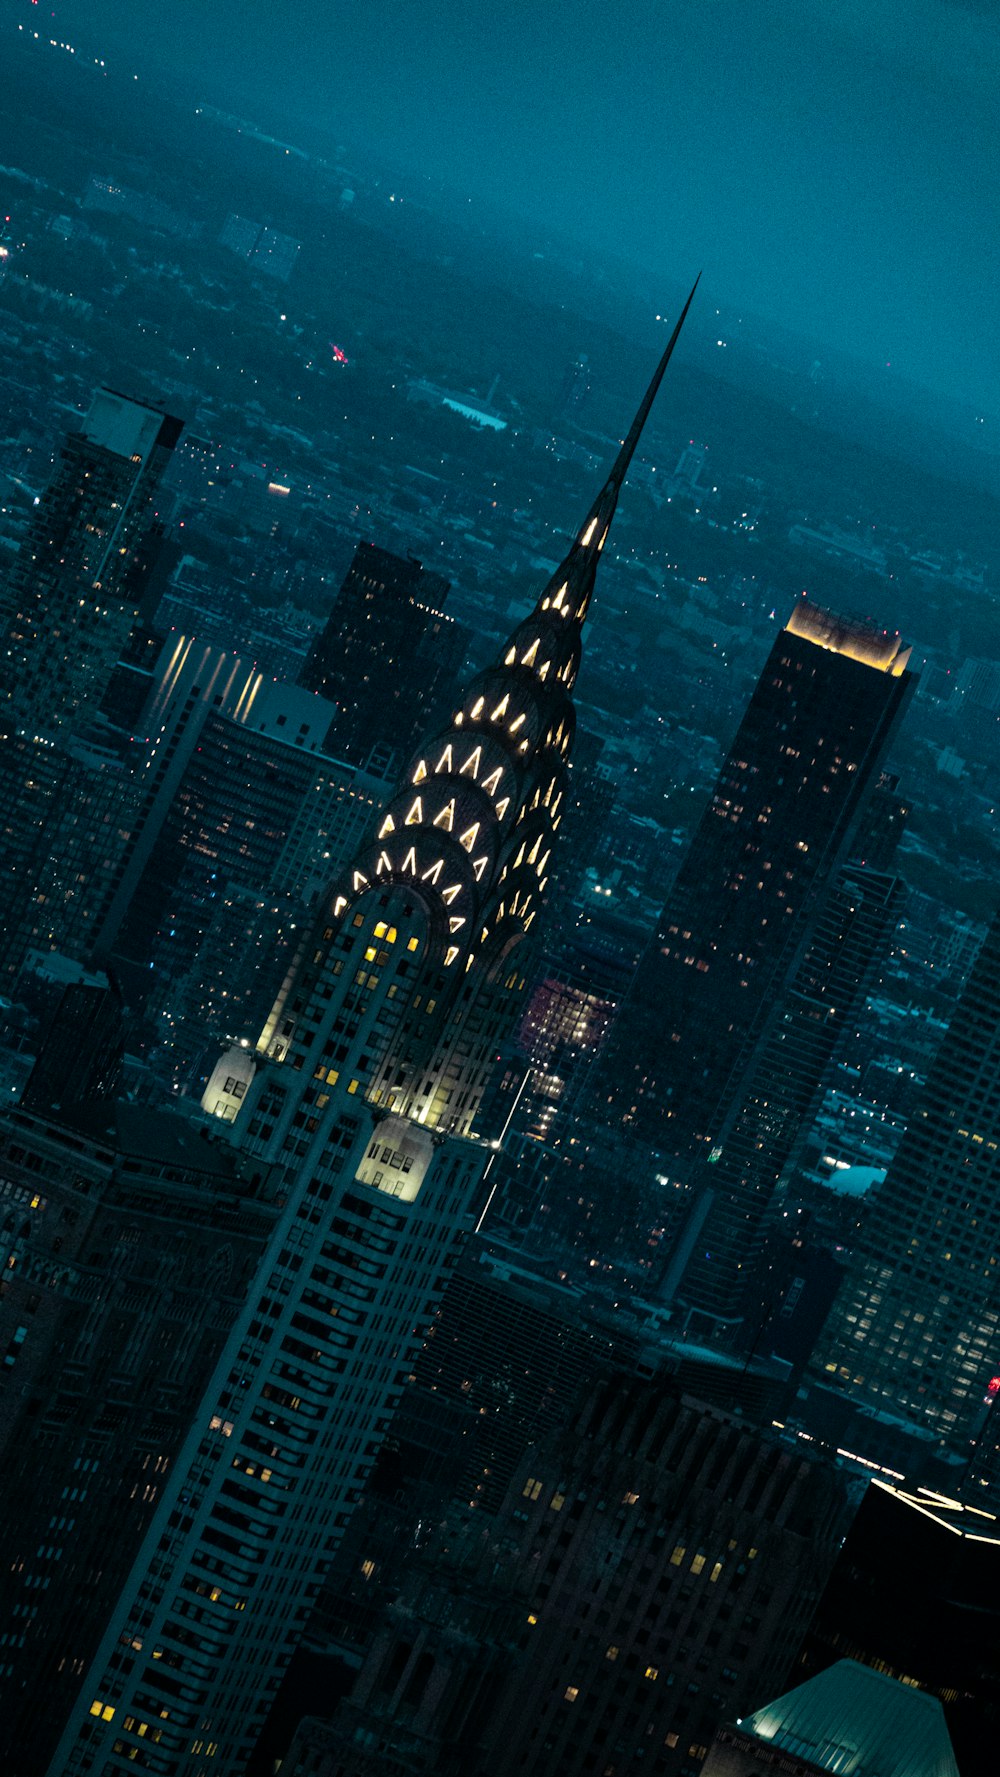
<box><xmin>669</xmin><ymin>1544</ymin><xmax>685</xmax><ymax>1565</ymax></box>
<box><xmin>606</xmin><ymin>1646</ymin><xmax>619</xmax><ymax>1661</ymax></box>
<box><xmin>564</xmin><ymin>1687</ymin><xmax>579</xmax><ymax>1703</ymax></box>
<box><xmin>690</xmin><ymin>1554</ymin><xmax>706</xmax><ymax>1575</ymax></box>
<box><xmin>407</xmin><ymin>936</ymin><xmax>419</xmax><ymax>952</ymax></box>
<box><xmin>550</xmin><ymin>1491</ymin><xmax>565</xmax><ymax>1511</ymax></box>
<box><xmin>522</xmin><ymin>1477</ymin><xmax>543</xmax><ymax>1500</ymax></box>
<box><xmin>645</xmin><ymin>1667</ymin><xmax>658</xmax><ymax>1681</ymax></box>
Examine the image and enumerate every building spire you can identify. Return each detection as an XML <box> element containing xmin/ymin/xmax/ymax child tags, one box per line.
<box><xmin>531</xmin><ymin>272</ymin><xmax>700</xmax><ymax>629</ymax></box>
<box><xmin>255</xmin><ymin>281</ymin><xmax>699</xmax><ymax>1131</ymax></box>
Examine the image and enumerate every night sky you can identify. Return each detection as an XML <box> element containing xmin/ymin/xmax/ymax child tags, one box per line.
<box><xmin>25</xmin><ymin>0</ymin><xmax>1000</xmax><ymax>412</ymax></box>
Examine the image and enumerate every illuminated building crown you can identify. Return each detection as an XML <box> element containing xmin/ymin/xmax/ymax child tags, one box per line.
<box><xmin>256</xmin><ymin>281</ymin><xmax>698</xmax><ymax>1133</ymax></box>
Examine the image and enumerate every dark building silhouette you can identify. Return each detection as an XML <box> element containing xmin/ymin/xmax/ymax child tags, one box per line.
<box><xmin>604</xmin><ymin>600</ymin><xmax>914</xmax><ymax>1177</ymax></box>
<box><xmin>0</xmin><ymin>722</ymin><xmax>146</xmax><ymax>985</ymax></box>
<box><xmin>0</xmin><ymin>1101</ymin><xmax>276</xmax><ymax>1776</ymax></box>
<box><xmin>0</xmin><ymin>391</ymin><xmax>180</xmax><ymax>987</ymax></box>
<box><xmin>19</xmin><ymin>978</ymin><xmax>125</xmax><ymax>1113</ymax></box>
<box><xmin>111</xmin><ymin>680</ymin><xmax>387</xmax><ymax>1086</ymax></box>
<box><xmin>281</xmin><ymin>1371</ymin><xmax>855</xmax><ymax>1777</ymax></box>
<box><xmin>794</xmin><ymin>1479</ymin><xmax>998</xmax><ymax>1777</ymax></box>
<box><xmin>810</xmin><ymin>904</ymin><xmax>1000</xmax><ymax>1461</ymax></box>
<box><xmin>668</xmin><ymin>861</ymin><xmax>905</xmax><ymax>1329</ymax></box>
<box><xmin>2</xmin><ymin>389</ymin><xmax>181</xmax><ymax>738</ymax></box>
<box><xmin>299</xmin><ymin>543</ymin><xmax>467</xmax><ymax>770</ymax></box>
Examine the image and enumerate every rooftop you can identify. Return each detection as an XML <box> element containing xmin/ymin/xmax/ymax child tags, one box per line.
<box><xmin>738</xmin><ymin>1658</ymin><xmax>958</xmax><ymax>1777</ymax></box>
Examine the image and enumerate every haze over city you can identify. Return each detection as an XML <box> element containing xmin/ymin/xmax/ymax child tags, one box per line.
<box><xmin>37</xmin><ymin>0</ymin><xmax>1000</xmax><ymax>413</ymax></box>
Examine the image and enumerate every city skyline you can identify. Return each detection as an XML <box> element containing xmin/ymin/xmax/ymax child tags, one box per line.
<box><xmin>0</xmin><ymin>27</ymin><xmax>998</xmax><ymax>1777</ymax></box>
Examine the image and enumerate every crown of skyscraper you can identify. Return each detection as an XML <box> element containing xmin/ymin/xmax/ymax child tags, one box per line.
<box><xmin>254</xmin><ymin>282</ymin><xmax>698</xmax><ymax>1131</ymax></box>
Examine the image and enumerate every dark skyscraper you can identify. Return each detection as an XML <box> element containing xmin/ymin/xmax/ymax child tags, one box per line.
<box><xmin>299</xmin><ymin>543</ymin><xmax>467</xmax><ymax>769</ymax></box>
<box><xmin>2</xmin><ymin>388</ymin><xmax>181</xmax><ymax>738</ymax></box>
<box><xmin>283</xmin><ymin>1371</ymin><xmax>855</xmax><ymax>1777</ymax></box>
<box><xmin>810</xmin><ymin>905</ymin><xmax>1000</xmax><ymax>1459</ymax></box>
<box><xmin>0</xmin><ymin>390</ymin><xmax>181</xmax><ymax>988</ymax></box>
<box><xmin>45</xmin><ymin>289</ymin><xmax>700</xmax><ymax>1777</ymax></box>
<box><xmin>0</xmin><ymin>1099</ymin><xmax>276</xmax><ymax>1777</ymax></box>
<box><xmin>604</xmin><ymin>600</ymin><xmax>914</xmax><ymax>1176</ymax></box>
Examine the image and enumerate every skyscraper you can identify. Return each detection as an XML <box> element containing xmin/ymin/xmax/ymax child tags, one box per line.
<box><xmin>0</xmin><ymin>391</ymin><xmax>181</xmax><ymax>988</ymax></box>
<box><xmin>809</xmin><ymin>905</ymin><xmax>1000</xmax><ymax>1460</ymax></box>
<box><xmin>46</xmin><ymin>285</ymin><xmax>700</xmax><ymax>1777</ymax></box>
<box><xmin>668</xmin><ymin>861</ymin><xmax>905</xmax><ymax>1328</ymax></box>
<box><xmin>299</xmin><ymin>543</ymin><xmax>467</xmax><ymax>770</ymax></box>
<box><xmin>604</xmin><ymin>601</ymin><xmax>914</xmax><ymax>1177</ymax></box>
<box><xmin>282</xmin><ymin>1370</ymin><xmax>855</xmax><ymax>1777</ymax></box>
<box><xmin>0</xmin><ymin>1097</ymin><xmax>276</xmax><ymax>1777</ymax></box>
<box><xmin>2</xmin><ymin>388</ymin><xmax>181</xmax><ymax>738</ymax></box>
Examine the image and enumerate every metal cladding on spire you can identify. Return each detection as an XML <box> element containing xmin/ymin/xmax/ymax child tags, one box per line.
<box><xmin>258</xmin><ymin>283</ymin><xmax>698</xmax><ymax>1124</ymax></box>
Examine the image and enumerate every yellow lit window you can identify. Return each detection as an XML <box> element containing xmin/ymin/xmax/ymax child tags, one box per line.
<box><xmin>550</xmin><ymin>1492</ymin><xmax>565</xmax><ymax>1511</ymax></box>
<box><xmin>710</xmin><ymin>1561</ymin><xmax>723</xmax><ymax>1582</ymax></box>
<box><xmin>564</xmin><ymin>1686</ymin><xmax>579</xmax><ymax>1702</ymax></box>
<box><xmin>347</xmin><ymin>1079</ymin><xmax>360</xmax><ymax>1095</ymax></box>
<box><xmin>407</xmin><ymin>936</ymin><xmax>419</xmax><ymax>952</ymax></box>
<box><xmin>669</xmin><ymin>1545</ymin><xmax>685</xmax><ymax>1565</ymax></box>
<box><xmin>645</xmin><ymin>1667</ymin><xmax>659</xmax><ymax>1681</ymax></box>
<box><xmin>527</xmin><ymin>1612</ymin><xmax>538</xmax><ymax>1625</ymax></box>
<box><xmin>606</xmin><ymin>1646</ymin><xmax>619</xmax><ymax>1661</ymax></box>
<box><xmin>690</xmin><ymin>1554</ymin><xmax>705</xmax><ymax>1575</ymax></box>
<box><xmin>522</xmin><ymin>1477</ymin><xmax>543</xmax><ymax>1500</ymax></box>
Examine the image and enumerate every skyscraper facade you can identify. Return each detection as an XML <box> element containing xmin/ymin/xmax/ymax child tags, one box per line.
<box><xmin>604</xmin><ymin>601</ymin><xmax>914</xmax><ymax>1175</ymax></box>
<box><xmin>670</xmin><ymin>861</ymin><xmax>905</xmax><ymax>1326</ymax></box>
<box><xmin>810</xmin><ymin>906</ymin><xmax>1000</xmax><ymax>1455</ymax></box>
<box><xmin>281</xmin><ymin>1371</ymin><xmax>855</xmax><ymax>1777</ymax></box>
<box><xmin>47</xmin><ymin>289</ymin><xmax>699</xmax><ymax>1777</ymax></box>
<box><xmin>2</xmin><ymin>388</ymin><xmax>181</xmax><ymax>738</ymax></box>
<box><xmin>299</xmin><ymin>543</ymin><xmax>467</xmax><ymax>770</ymax></box>
<box><xmin>0</xmin><ymin>1099</ymin><xmax>276</xmax><ymax>1776</ymax></box>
